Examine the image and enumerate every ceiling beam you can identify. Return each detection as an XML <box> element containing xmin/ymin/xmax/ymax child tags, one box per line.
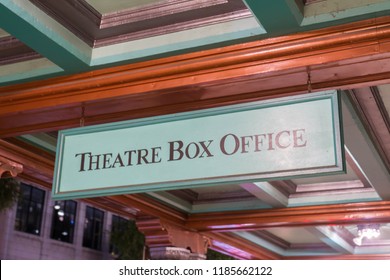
<box><xmin>347</xmin><ymin>87</ymin><xmax>390</xmax><ymax>177</ymax></box>
<box><xmin>2</xmin><ymin>17</ymin><xmax>390</xmax><ymax>137</ymax></box>
<box><xmin>186</xmin><ymin>201</ymin><xmax>390</xmax><ymax>231</ymax></box>
<box><xmin>3</xmin><ymin>15</ymin><xmax>390</xmax><ymax>115</ymax></box>
<box><xmin>308</xmin><ymin>226</ymin><xmax>355</xmax><ymax>254</ymax></box>
<box><xmin>244</xmin><ymin>0</ymin><xmax>303</xmax><ymax>36</ymax></box>
<box><xmin>240</xmin><ymin>182</ymin><xmax>288</xmax><ymax>207</ymax></box>
<box><xmin>0</xmin><ymin>0</ymin><xmax>90</xmax><ymax>72</ymax></box>
<box><xmin>245</xmin><ymin>0</ymin><xmax>390</xmax><ymax>39</ymax></box>
<box><xmin>342</xmin><ymin>93</ymin><xmax>390</xmax><ymax>200</ymax></box>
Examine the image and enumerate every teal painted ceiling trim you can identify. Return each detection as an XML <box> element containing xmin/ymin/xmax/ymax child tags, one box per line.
<box><xmin>287</xmin><ymin>193</ymin><xmax>381</xmax><ymax>207</ymax></box>
<box><xmin>90</xmin><ymin>17</ymin><xmax>264</xmax><ymax>66</ymax></box>
<box><xmin>0</xmin><ymin>0</ymin><xmax>91</xmax><ymax>72</ymax></box>
<box><xmin>244</xmin><ymin>0</ymin><xmax>390</xmax><ymax>38</ymax></box>
<box><xmin>0</xmin><ymin>61</ymin><xmax>62</xmax><ymax>85</ymax></box>
<box><xmin>244</xmin><ymin>0</ymin><xmax>304</xmax><ymax>36</ymax></box>
<box><xmin>191</xmin><ymin>200</ymin><xmax>272</xmax><ymax>214</ymax></box>
<box><xmin>311</xmin><ymin>227</ymin><xmax>354</xmax><ymax>254</ymax></box>
<box><xmin>18</xmin><ymin>133</ymin><xmax>57</xmax><ymax>154</ymax></box>
<box><xmin>302</xmin><ymin>1</ymin><xmax>390</xmax><ymax>26</ymax></box>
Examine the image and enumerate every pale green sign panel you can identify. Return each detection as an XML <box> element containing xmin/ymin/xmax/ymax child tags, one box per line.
<box><xmin>53</xmin><ymin>91</ymin><xmax>344</xmax><ymax>199</ymax></box>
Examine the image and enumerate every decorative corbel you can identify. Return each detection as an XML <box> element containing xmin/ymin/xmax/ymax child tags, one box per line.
<box><xmin>162</xmin><ymin>222</ymin><xmax>210</xmax><ymax>255</ymax></box>
<box><xmin>136</xmin><ymin>217</ymin><xmax>210</xmax><ymax>256</ymax></box>
<box><xmin>0</xmin><ymin>156</ymin><xmax>23</xmax><ymax>178</ymax></box>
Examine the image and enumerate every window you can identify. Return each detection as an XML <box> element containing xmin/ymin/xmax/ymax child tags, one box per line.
<box><xmin>51</xmin><ymin>200</ymin><xmax>77</xmax><ymax>243</ymax></box>
<box><xmin>83</xmin><ymin>206</ymin><xmax>104</xmax><ymax>250</ymax></box>
<box><xmin>14</xmin><ymin>183</ymin><xmax>45</xmax><ymax>235</ymax></box>
<box><xmin>110</xmin><ymin>215</ymin><xmax>128</xmax><ymax>255</ymax></box>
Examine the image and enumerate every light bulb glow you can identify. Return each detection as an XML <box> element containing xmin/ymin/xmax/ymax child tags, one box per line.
<box><xmin>357</xmin><ymin>224</ymin><xmax>381</xmax><ymax>240</ymax></box>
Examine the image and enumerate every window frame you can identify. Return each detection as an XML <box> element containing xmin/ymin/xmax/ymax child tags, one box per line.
<box><xmin>14</xmin><ymin>183</ymin><xmax>45</xmax><ymax>236</ymax></box>
<box><xmin>82</xmin><ymin>206</ymin><xmax>104</xmax><ymax>250</ymax></box>
<box><xmin>50</xmin><ymin>200</ymin><xmax>77</xmax><ymax>243</ymax></box>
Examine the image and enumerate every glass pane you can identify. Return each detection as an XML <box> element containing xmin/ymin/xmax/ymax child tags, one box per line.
<box><xmin>14</xmin><ymin>184</ymin><xmax>45</xmax><ymax>236</ymax></box>
<box><xmin>51</xmin><ymin>200</ymin><xmax>77</xmax><ymax>243</ymax></box>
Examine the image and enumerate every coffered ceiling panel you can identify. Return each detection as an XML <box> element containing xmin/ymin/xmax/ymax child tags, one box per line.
<box><xmin>1</xmin><ymin>0</ymin><xmax>389</xmax><ymax>85</ymax></box>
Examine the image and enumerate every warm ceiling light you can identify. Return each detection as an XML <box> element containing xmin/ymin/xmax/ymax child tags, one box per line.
<box><xmin>358</xmin><ymin>224</ymin><xmax>380</xmax><ymax>239</ymax></box>
<box><xmin>353</xmin><ymin>224</ymin><xmax>381</xmax><ymax>246</ymax></box>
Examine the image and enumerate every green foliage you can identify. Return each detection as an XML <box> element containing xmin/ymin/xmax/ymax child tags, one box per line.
<box><xmin>0</xmin><ymin>177</ymin><xmax>20</xmax><ymax>212</ymax></box>
<box><xmin>207</xmin><ymin>249</ymin><xmax>235</xmax><ymax>260</ymax></box>
<box><xmin>110</xmin><ymin>219</ymin><xmax>145</xmax><ymax>260</ymax></box>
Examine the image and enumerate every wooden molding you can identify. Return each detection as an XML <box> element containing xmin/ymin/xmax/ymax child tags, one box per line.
<box><xmin>29</xmin><ymin>0</ymin><xmax>248</xmax><ymax>47</ymax></box>
<box><xmin>2</xmin><ymin>16</ymin><xmax>390</xmax><ymax>109</ymax></box>
<box><xmin>186</xmin><ymin>201</ymin><xmax>390</xmax><ymax>231</ymax></box>
<box><xmin>348</xmin><ymin>88</ymin><xmax>390</xmax><ymax>173</ymax></box>
<box><xmin>0</xmin><ymin>139</ymin><xmax>54</xmax><ymax>179</ymax></box>
<box><xmin>2</xmin><ymin>17</ymin><xmax>390</xmax><ymax>136</ymax></box>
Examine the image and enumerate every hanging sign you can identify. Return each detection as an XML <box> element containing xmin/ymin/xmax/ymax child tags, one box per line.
<box><xmin>52</xmin><ymin>90</ymin><xmax>344</xmax><ymax>199</ymax></box>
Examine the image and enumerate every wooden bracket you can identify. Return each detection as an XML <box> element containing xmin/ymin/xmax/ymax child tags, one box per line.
<box><xmin>0</xmin><ymin>155</ymin><xmax>23</xmax><ymax>178</ymax></box>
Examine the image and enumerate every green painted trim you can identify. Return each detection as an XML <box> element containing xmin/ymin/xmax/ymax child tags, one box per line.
<box><xmin>244</xmin><ymin>0</ymin><xmax>303</xmax><ymax>36</ymax></box>
<box><xmin>86</xmin><ymin>0</ymin><xmax>164</xmax><ymax>15</ymax></box>
<box><xmin>0</xmin><ymin>71</ymin><xmax>66</xmax><ymax>87</ymax></box>
<box><xmin>302</xmin><ymin>1</ymin><xmax>390</xmax><ymax>26</ymax></box>
<box><xmin>342</xmin><ymin>94</ymin><xmax>390</xmax><ymax>200</ymax></box>
<box><xmin>0</xmin><ymin>58</ymin><xmax>63</xmax><ymax>84</ymax></box>
<box><xmin>0</xmin><ymin>0</ymin><xmax>91</xmax><ymax>71</ymax></box>
<box><xmin>90</xmin><ymin>17</ymin><xmax>265</xmax><ymax>66</ymax></box>
<box><xmin>314</xmin><ymin>226</ymin><xmax>355</xmax><ymax>254</ymax></box>
<box><xmin>244</xmin><ymin>0</ymin><xmax>390</xmax><ymax>40</ymax></box>
<box><xmin>18</xmin><ymin>134</ymin><xmax>57</xmax><ymax>154</ymax></box>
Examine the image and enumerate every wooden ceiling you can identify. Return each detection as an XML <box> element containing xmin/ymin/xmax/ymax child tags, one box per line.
<box><xmin>1</xmin><ymin>0</ymin><xmax>390</xmax><ymax>259</ymax></box>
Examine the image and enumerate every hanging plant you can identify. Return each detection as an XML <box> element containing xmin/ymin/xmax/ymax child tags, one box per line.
<box><xmin>110</xmin><ymin>219</ymin><xmax>145</xmax><ymax>260</ymax></box>
<box><xmin>0</xmin><ymin>177</ymin><xmax>20</xmax><ymax>212</ymax></box>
